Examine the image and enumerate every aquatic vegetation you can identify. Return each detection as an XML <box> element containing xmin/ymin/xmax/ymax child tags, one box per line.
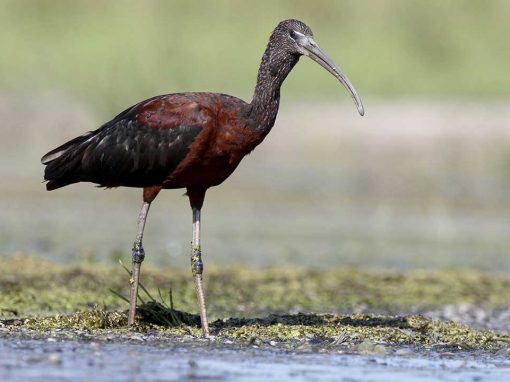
<box><xmin>2</xmin><ymin>309</ymin><xmax>509</xmax><ymax>354</ymax></box>
<box><xmin>1</xmin><ymin>254</ymin><xmax>509</xmax><ymax>354</ymax></box>
<box><xmin>2</xmin><ymin>254</ymin><xmax>509</xmax><ymax>320</ymax></box>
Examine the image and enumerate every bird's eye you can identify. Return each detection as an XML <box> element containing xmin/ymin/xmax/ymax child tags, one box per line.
<box><xmin>289</xmin><ymin>30</ymin><xmax>297</xmax><ymax>39</ymax></box>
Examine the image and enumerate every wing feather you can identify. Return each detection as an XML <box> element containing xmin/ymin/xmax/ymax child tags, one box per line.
<box><xmin>42</xmin><ymin>95</ymin><xmax>211</xmax><ymax>190</ymax></box>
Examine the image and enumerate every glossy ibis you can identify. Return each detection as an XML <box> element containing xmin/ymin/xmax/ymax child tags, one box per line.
<box><xmin>41</xmin><ymin>19</ymin><xmax>364</xmax><ymax>336</ymax></box>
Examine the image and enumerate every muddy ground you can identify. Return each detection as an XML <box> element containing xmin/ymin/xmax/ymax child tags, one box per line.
<box><xmin>1</xmin><ymin>255</ymin><xmax>509</xmax><ymax>352</ymax></box>
<box><xmin>1</xmin><ymin>255</ymin><xmax>510</xmax><ymax>381</ymax></box>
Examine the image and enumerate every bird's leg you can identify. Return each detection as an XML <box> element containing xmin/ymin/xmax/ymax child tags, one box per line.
<box><xmin>128</xmin><ymin>201</ymin><xmax>151</xmax><ymax>326</ymax></box>
<box><xmin>191</xmin><ymin>207</ymin><xmax>210</xmax><ymax>336</ymax></box>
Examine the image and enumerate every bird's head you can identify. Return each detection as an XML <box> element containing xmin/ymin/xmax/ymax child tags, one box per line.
<box><xmin>272</xmin><ymin>19</ymin><xmax>364</xmax><ymax>116</ymax></box>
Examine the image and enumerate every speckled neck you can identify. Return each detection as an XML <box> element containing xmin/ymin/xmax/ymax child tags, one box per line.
<box><xmin>250</xmin><ymin>41</ymin><xmax>299</xmax><ymax>135</ymax></box>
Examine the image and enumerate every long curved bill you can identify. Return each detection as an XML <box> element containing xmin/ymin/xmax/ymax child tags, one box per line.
<box><xmin>300</xmin><ymin>36</ymin><xmax>364</xmax><ymax>116</ymax></box>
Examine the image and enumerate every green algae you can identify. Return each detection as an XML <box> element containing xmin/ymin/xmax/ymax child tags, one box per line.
<box><xmin>211</xmin><ymin>313</ymin><xmax>510</xmax><ymax>351</ymax></box>
<box><xmin>2</xmin><ymin>254</ymin><xmax>509</xmax><ymax>320</ymax></box>
<box><xmin>1</xmin><ymin>254</ymin><xmax>509</xmax><ymax>353</ymax></box>
<box><xmin>2</xmin><ymin>310</ymin><xmax>509</xmax><ymax>353</ymax></box>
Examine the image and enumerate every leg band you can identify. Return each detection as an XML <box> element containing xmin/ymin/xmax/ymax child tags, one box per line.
<box><xmin>132</xmin><ymin>241</ymin><xmax>145</xmax><ymax>264</ymax></box>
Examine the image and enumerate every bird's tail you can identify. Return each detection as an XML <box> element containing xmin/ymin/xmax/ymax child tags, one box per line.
<box><xmin>41</xmin><ymin>132</ymin><xmax>94</xmax><ymax>190</ymax></box>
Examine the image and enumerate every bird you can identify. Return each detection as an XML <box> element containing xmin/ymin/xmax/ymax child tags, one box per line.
<box><xmin>41</xmin><ymin>19</ymin><xmax>364</xmax><ymax>337</ymax></box>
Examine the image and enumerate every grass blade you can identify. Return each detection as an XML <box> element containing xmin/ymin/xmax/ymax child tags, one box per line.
<box><xmin>109</xmin><ymin>288</ymin><xmax>130</xmax><ymax>303</ymax></box>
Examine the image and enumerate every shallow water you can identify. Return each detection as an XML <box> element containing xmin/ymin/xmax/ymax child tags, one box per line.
<box><xmin>2</xmin><ymin>98</ymin><xmax>510</xmax><ymax>272</ymax></box>
<box><xmin>1</xmin><ymin>338</ymin><xmax>509</xmax><ymax>382</ymax></box>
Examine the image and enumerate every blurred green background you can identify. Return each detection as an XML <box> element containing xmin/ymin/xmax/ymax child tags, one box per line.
<box><xmin>2</xmin><ymin>0</ymin><xmax>510</xmax><ymax>115</ymax></box>
<box><xmin>1</xmin><ymin>0</ymin><xmax>509</xmax><ymax>271</ymax></box>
